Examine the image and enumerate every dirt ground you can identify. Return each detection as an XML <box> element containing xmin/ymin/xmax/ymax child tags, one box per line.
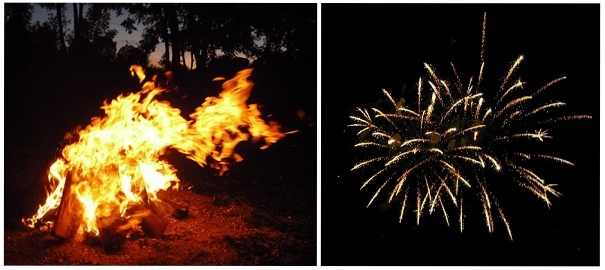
<box><xmin>5</xmin><ymin>190</ymin><xmax>314</xmax><ymax>265</ymax></box>
<box><xmin>4</xmin><ymin>129</ymin><xmax>317</xmax><ymax>266</ymax></box>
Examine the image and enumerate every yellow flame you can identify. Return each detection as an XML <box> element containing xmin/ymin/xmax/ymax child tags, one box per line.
<box><xmin>23</xmin><ymin>67</ymin><xmax>288</xmax><ymax>236</ymax></box>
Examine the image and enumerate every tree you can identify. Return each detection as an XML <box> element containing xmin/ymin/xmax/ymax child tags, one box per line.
<box><xmin>120</xmin><ymin>4</ymin><xmax>172</xmax><ymax>68</ymax></box>
<box><xmin>248</xmin><ymin>4</ymin><xmax>316</xmax><ymax>60</ymax></box>
<box><xmin>117</xmin><ymin>3</ymin><xmax>316</xmax><ymax>69</ymax></box>
<box><xmin>116</xmin><ymin>45</ymin><xmax>149</xmax><ymax>67</ymax></box>
<box><xmin>5</xmin><ymin>3</ymin><xmax>35</xmax><ymax>80</ymax></box>
<box><xmin>164</xmin><ymin>4</ymin><xmax>182</xmax><ymax>68</ymax></box>
<box><xmin>72</xmin><ymin>3</ymin><xmax>84</xmax><ymax>49</ymax></box>
<box><xmin>39</xmin><ymin>3</ymin><xmax>68</xmax><ymax>54</ymax></box>
<box><xmin>4</xmin><ymin>3</ymin><xmax>33</xmax><ymax>32</ymax></box>
<box><xmin>79</xmin><ymin>4</ymin><xmax>119</xmax><ymax>60</ymax></box>
<box><xmin>178</xmin><ymin>4</ymin><xmax>257</xmax><ymax>69</ymax></box>
<box><xmin>178</xmin><ymin>4</ymin><xmax>316</xmax><ymax>69</ymax></box>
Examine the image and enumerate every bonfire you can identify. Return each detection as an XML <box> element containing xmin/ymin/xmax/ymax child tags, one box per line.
<box><xmin>22</xmin><ymin>65</ymin><xmax>293</xmax><ymax>249</ymax></box>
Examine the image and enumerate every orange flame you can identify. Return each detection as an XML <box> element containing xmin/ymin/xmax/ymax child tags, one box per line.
<box><xmin>23</xmin><ymin>66</ymin><xmax>288</xmax><ymax>237</ymax></box>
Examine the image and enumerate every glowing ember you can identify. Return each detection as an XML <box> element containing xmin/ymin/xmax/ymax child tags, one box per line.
<box><xmin>23</xmin><ymin>66</ymin><xmax>289</xmax><ymax>238</ymax></box>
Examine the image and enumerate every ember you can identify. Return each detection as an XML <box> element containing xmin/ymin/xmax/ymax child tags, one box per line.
<box><xmin>22</xmin><ymin>66</ymin><xmax>292</xmax><ymax>247</ymax></box>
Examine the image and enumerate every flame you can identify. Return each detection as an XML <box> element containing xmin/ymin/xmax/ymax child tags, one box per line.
<box><xmin>23</xmin><ymin>66</ymin><xmax>288</xmax><ymax>237</ymax></box>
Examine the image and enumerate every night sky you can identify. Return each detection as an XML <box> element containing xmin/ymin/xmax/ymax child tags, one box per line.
<box><xmin>321</xmin><ymin>3</ymin><xmax>599</xmax><ymax>266</ymax></box>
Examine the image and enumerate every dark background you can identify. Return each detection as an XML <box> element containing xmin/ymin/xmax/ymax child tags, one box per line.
<box><xmin>321</xmin><ymin>3</ymin><xmax>599</xmax><ymax>266</ymax></box>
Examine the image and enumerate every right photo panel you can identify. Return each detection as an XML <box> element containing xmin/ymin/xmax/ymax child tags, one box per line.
<box><xmin>321</xmin><ymin>3</ymin><xmax>599</xmax><ymax>266</ymax></box>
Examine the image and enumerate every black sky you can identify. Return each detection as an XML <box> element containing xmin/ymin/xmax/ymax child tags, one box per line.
<box><xmin>321</xmin><ymin>3</ymin><xmax>599</xmax><ymax>266</ymax></box>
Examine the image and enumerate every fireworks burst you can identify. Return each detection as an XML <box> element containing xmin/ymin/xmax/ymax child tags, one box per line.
<box><xmin>348</xmin><ymin>13</ymin><xmax>591</xmax><ymax>240</ymax></box>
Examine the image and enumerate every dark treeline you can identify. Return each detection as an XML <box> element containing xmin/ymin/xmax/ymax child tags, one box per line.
<box><xmin>6</xmin><ymin>3</ymin><xmax>316</xmax><ymax>70</ymax></box>
<box><xmin>4</xmin><ymin>3</ymin><xmax>317</xmax><ymax>221</ymax></box>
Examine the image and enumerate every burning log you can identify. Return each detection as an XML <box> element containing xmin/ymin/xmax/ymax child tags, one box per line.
<box><xmin>51</xmin><ymin>171</ymin><xmax>82</xmax><ymax>239</ymax></box>
<box><xmin>98</xmin><ymin>220</ymin><xmax>128</xmax><ymax>249</ymax></box>
<box><xmin>31</xmin><ymin>208</ymin><xmax>57</xmax><ymax>232</ymax></box>
<box><xmin>156</xmin><ymin>190</ymin><xmax>189</xmax><ymax>219</ymax></box>
<box><xmin>164</xmin><ymin>199</ymin><xmax>189</xmax><ymax>220</ymax></box>
<box><xmin>149</xmin><ymin>198</ymin><xmax>188</xmax><ymax>220</ymax></box>
<box><xmin>127</xmin><ymin>204</ymin><xmax>168</xmax><ymax>238</ymax></box>
<box><xmin>83</xmin><ymin>218</ymin><xmax>129</xmax><ymax>249</ymax></box>
<box><xmin>84</xmin><ymin>219</ymin><xmax>129</xmax><ymax>249</ymax></box>
<box><xmin>141</xmin><ymin>209</ymin><xmax>168</xmax><ymax>238</ymax></box>
<box><xmin>95</xmin><ymin>203</ymin><xmax>129</xmax><ymax>249</ymax></box>
<box><xmin>148</xmin><ymin>199</ymin><xmax>173</xmax><ymax>219</ymax></box>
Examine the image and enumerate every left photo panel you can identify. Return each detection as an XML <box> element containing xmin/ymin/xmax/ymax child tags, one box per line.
<box><xmin>4</xmin><ymin>3</ymin><xmax>317</xmax><ymax>265</ymax></box>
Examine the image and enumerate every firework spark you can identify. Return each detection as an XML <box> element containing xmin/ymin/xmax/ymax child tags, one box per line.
<box><xmin>348</xmin><ymin>13</ymin><xmax>591</xmax><ymax>240</ymax></box>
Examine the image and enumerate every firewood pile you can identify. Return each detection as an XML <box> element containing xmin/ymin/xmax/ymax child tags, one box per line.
<box><xmin>32</xmin><ymin>170</ymin><xmax>190</xmax><ymax>250</ymax></box>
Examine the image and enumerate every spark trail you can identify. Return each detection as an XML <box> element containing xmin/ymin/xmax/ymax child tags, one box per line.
<box><xmin>348</xmin><ymin>12</ymin><xmax>591</xmax><ymax>240</ymax></box>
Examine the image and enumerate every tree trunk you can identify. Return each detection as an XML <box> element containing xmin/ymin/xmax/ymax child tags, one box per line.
<box><xmin>56</xmin><ymin>3</ymin><xmax>67</xmax><ymax>54</ymax></box>
<box><xmin>162</xmin><ymin>10</ymin><xmax>170</xmax><ymax>68</ymax></box>
<box><xmin>78</xmin><ymin>3</ymin><xmax>83</xmax><ymax>23</ymax></box>
<box><xmin>186</xmin><ymin>8</ymin><xmax>196</xmax><ymax>70</ymax></box>
<box><xmin>190</xmin><ymin>51</ymin><xmax>194</xmax><ymax>70</ymax></box>
<box><xmin>166</xmin><ymin>4</ymin><xmax>181</xmax><ymax>69</ymax></box>
<box><xmin>199</xmin><ymin>42</ymin><xmax>209</xmax><ymax>69</ymax></box>
<box><xmin>181</xmin><ymin>50</ymin><xmax>186</xmax><ymax>70</ymax></box>
<box><xmin>72</xmin><ymin>4</ymin><xmax>78</xmax><ymax>41</ymax></box>
<box><xmin>72</xmin><ymin>3</ymin><xmax>80</xmax><ymax>55</ymax></box>
<box><xmin>76</xmin><ymin>4</ymin><xmax>83</xmax><ymax>40</ymax></box>
<box><xmin>191</xmin><ymin>44</ymin><xmax>201</xmax><ymax>70</ymax></box>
